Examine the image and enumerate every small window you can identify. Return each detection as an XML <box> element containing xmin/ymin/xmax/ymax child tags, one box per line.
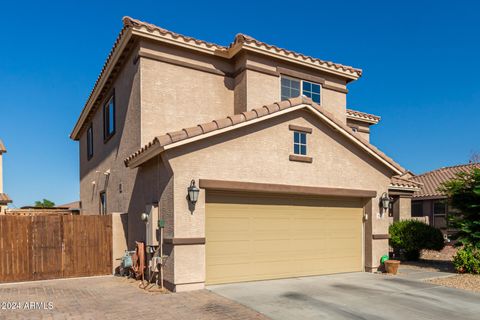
<box><xmin>281</xmin><ymin>76</ymin><xmax>321</xmax><ymax>104</ymax></box>
<box><xmin>412</xmin><ymin>201</ymin><xmax>423</xmax><ymax>217</ymax></box>
<box><xmin>433</xmin><ymin>200</ymin><xmax>447</xmax><ymax>216</ymax></box>
<box><xmin>99</xmin><ymin>191</ymin><xmax>107</xmax><ymax>215</ymax></box>
<box><xmin>351</xmin><ymin>126</ymin><xmax>359</xmax><ymax>133</ymax></box>
<box><xmin>281</xmin><ymin>77</ymin><xmax>300</xmax><ymax>101</ymax></box>
<box><xmin>87</xmin><ymin>124</ymin><xmax>94</xmax><ymax>160</ymax></box>
<box><xmin>103</xmin><ymin>94</ymin><xmax>115</xmax><ymax>141</ymax></box>
<box><xmin>293</xmin><ymin>131</ymin><xmax>307</xmax><ymax>155</ymax></box>
<box><xmin>302</xmin><ymin>81</ymin><xmax>321</xmax><ymax>104</ymax></box>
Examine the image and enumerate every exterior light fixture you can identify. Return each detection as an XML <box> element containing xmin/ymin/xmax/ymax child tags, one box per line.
<box><xmin>380</xmin><ymin>192</ymin><xmax>391</xmax><ymax>211</ymax></box>
<box><xmin>140</xmin><ymin>212</ymin><xmax>149</xmax><ymax>223</ymax></box>
<box><xmin>188</xmin><ymin>180</ymin><xmax>200</xmax><ymax>205</ymax></box>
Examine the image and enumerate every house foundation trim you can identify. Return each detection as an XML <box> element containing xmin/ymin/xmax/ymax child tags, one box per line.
<box><xmin>164</xmin><ymin>237</ymin><xmax>206</xmax><ymax>245</ymax></box>
<box><xmin>372</xmin><ymin>234</ymin><xmax>390</xmax><ymax>239</ymax></box>
<box><xmin>199</xmin><ymin>179</ymin><xmax>377</xmax><ymax>198</ymax></box>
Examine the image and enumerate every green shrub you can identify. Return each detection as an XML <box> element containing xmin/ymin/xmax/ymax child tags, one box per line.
<box><xmin>441</xmin><ymin>167</ymin><xmax>480</xmax><ymax>248</ymax></box>
<box><xmin>453</xmin><ymin>246</ymin><xmax>480</xmax><ymax>274</ymax></box>
<box><xmin>389</xmin><ymin>220</ymin><xmax>445</xmax><ymax>260</ymax></box>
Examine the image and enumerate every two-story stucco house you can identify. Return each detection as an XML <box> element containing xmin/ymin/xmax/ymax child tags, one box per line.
<box><xmin>71</xmin><ymin>17</ymin><xmax>419</xmax><ymax>292</ymax></box>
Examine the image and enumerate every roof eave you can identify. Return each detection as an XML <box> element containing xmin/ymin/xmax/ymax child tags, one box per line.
<box><xmin>70</xmin><ymin>28</ymin><xmax>134</xmax><ymax>140</ymax></box>
<box><xmin>346</xmin><ymin>115</ymin><xmax>380</xmax><ymax>125</ymax></box>
<box><xmin>412</xmin><ymin>195</ymin><xmax>448</xmax><ymax>201</ymax></box>
<box><xmin>235</xmin><ymin>44</ymin><xmax>361</xmax><ymax>81</ymax></box>
<box><xmin>389</xmin><ymin>185</ymin><xmax>420</xmax><ymax>192</ymax></box>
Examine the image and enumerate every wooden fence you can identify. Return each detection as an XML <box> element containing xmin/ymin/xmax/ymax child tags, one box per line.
<box><xmin>0</xmin><ymin>214</ymin><xmax>112</xmax><ymax>283</ymax></box>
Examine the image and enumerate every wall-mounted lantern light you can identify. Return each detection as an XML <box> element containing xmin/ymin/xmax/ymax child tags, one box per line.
<box><xmin>380</xmin><ymin>192</ymin><xmax>391</xmax><ymax>211</ymax></box>
<box><xmin>188</xmin><ymin>180</ymin><xmax>200</xmax><ymax>205</ymax></box>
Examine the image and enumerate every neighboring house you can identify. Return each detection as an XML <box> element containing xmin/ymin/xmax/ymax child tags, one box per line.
<box><xmin>411</xmin><ymin>163</ymin><xmax>480</xmax><ymax>235</ymax></box>
<box><xmin>71</xmin><ymin>17</ymin><xmax>418</xmax><ymax>291</ymax></box>
<box><xmin>0</xmin><ymin>139</ymin><xmax>12</xmax><ymax>214</ymax></box>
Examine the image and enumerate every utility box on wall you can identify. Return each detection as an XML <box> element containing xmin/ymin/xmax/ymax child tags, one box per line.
<box><xmin>145</xmin><ymin>203</ymin><xmax>159</xmax><ymax>246</ymax></box>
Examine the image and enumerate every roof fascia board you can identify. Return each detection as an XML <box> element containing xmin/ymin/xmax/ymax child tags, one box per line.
<box><xmin>388</xmin><ymin>185</ymin><xmax>420</xmax><ymax>192</ymax></box>
<box><xmin>70</xmin><ymin>28</ymin><xmax>134</xmax><ymax>140</ymax></box>
<box><xmin>309</xmin><ymin>106</ymin><xmax>402</xmax><ymax>175</ymax></box>
<box><xmin>347</xmin><ymin>115</ymin><xmax>379</xmax><ymax>124</ymax></box>
<box><xmin>128</xmin><ymin>143</ymin><xmax>164</xmax><ymax>168</ymax></box>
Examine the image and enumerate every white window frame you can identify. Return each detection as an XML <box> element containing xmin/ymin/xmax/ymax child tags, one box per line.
<box><xmin>293</xmin><ymin>131</ymin><xmax>307</xmax><ymax>156</ymax></box>
<box><xmin>280</xmin><ymin>75</ymin><xmax>322</xmax><ymax>105</ymax></box>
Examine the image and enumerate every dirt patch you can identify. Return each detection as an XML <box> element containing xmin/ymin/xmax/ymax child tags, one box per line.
<box><xmin>401</xmin><ymin>246</ymin><xmax>457</xmax><ymax>272</ymax></box>
<box><xmin>427</xmin><ymin>274</ymin><xmax>480</xmax><ymax>293</ymax></box>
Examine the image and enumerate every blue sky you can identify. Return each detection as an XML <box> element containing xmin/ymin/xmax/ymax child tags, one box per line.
<box><xmin>1</xmin><ymin>1</ymin><xmax>479</xmax><ymax>207</ymax></box>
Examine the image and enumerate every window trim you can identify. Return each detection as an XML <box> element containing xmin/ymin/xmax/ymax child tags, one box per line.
<box><xmin>103</xmin><ymin>92</ymin><xmax>116</xmax><ymax>142</ymax></box>
<box><xmin>280</xmin><ymin>75</ymin><xmax>322</xmax><ymax>105</ymax></box>
<box><xmin>87</xmin><ymin>123</ymin><xmax>94</xmax><ymax>160</ymax></box>
<box><xmin>99</xmin><ymin>191</ymin><xmax>107</xmax><ymax>215</ymax></box>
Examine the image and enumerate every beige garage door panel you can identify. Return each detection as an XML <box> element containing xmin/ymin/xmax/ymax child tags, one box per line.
<box><xmin>206</xmin><ymin>195</ymin><xmax>363</xmax><ymax>285</ymax></box>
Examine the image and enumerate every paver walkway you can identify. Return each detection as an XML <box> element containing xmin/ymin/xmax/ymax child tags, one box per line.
<box><xmin>0</xmin><ymin>276</ymin><xmax>269</xmax><ymax>320</ymax></box>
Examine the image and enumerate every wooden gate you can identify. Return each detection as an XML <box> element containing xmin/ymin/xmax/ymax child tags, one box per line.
<box><xmin>0</xmin><ymin>214</ymin><xmax>112</xmax><ymax>283</ymax></box>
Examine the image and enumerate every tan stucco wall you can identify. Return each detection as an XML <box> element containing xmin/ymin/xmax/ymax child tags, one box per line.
<box><xmin>79</xmin><ymin>49</ymin><xmax>141</xmax><ymax>218</ymax></box>
<box><xmin>139</xmin><ymin>41</ymin><xmax>235</xmax><ymax>145</ymax></box>
<box><xmin>111</xmin><ymin>212</ymin><xmax>128</xmax><ymax>274</ymax></box>
<box><xmin>395</xmin><ymin>196</ymin><xmax>412</xmax><ymax>221</ymax></box>
<box><xmin>162</xmin><ymin>109</ymin><xmax>395</xmax><ymax>288</ymax></box>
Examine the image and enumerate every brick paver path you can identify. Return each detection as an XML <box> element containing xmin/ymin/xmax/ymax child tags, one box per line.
<box><xmin>0</xmin><ymin>276</ymin><xmax>269</xmax><ymax>320</ymax></box>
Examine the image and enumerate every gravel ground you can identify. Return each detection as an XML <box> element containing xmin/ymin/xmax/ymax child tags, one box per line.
<box><xmin>428</xmin><ymin>274</ymin><xmax>480</xmax><ymax>293</ymax></box>
<box><xmin>401</xmin><ymin>246</ymin><xmax>457</xmax><ymax>272</ymax></box>
<box><xmin>399</xmin><ymin>246</ymin><xmax>480</xmax><ymax>293</ymax></box>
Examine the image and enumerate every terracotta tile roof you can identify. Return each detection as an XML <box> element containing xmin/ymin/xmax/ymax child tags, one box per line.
<box><xmin>346</xmin><ymin>109</ymin><xmax>381</xmax><ymax>124</ymax></box>
<box><xmin>124</xmin><ymin>97</ymin><xmax>405</xmax><ymax>175</ymax></box>
<box><xmin>231</xmin><ymin>34</ymin><xmax>362</xmax><ymax>77</ymax></box>
<box><xmin>390</xmin><ymin>175</ymin><xmax>422</xmax><ymax>190</ymax></box>
<box><xmin>0</xmin><ymin>139</ymin><xmax>6</xmax><ymax>153</ymax></box>
<box><xmin>123</xmin><ymin>17</ymin><xmax>228</xmax><ymax>52</ymax></box>
<box><xmin>412</xmin><ymin>163</ymin><xmax>480</xmax><ymax>199</ymax></box>
<box><xmin>0</xmin><ymin>193</ymin><xmax>12</xmax><ymax>204</ymax></box>
<box><xmin>71</xmin><ymin>17</ymin><xmax>362</xmax><ymax>140</ymax></box>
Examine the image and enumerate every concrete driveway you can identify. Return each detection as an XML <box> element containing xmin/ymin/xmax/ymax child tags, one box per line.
<box><xmin>209</xmin><ymin>272</ymin><xmax>480</xmax><ymax>320</ymax></box>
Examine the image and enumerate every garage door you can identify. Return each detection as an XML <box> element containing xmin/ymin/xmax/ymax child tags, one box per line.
<box><xmin>206</xmin><ymin>193</ymin><xmax>364</xmax><ymax>285</ymax></box>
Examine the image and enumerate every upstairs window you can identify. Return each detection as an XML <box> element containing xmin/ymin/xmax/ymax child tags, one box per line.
<box><xmin>281</xmin><ymin>77</ymin><xmax>300</xmax><ymax>101</ymax></box>
<box><xmin>281</xmin><ymin>76</ymin><xmax>321</xmax><ymax>104</ymax></box>
<box><xmin>302</xmin><ymin>81</ymin><xmax>321</xmax><ymax>104</ymax></box>
<box><xmin>99</xmin><ymin>191</ymin><xmax>107</xmax><ymax>215</ymax></box>
<box><xmin>87</xmin><ymin>124</ymin><xmax>94</xmax><ymax>160</ymax></box>
<box><xmin>293</xmin><ymin>131</ymin><xmax>307</xmax><ymax>156</ymax></box>
<box><xmin>103</xmin><ymin>94</ymin><xmax>115</xmax><ymax>141</ymax></box>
